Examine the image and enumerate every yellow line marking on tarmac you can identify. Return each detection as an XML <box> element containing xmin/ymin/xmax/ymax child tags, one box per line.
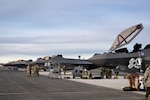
<box><xmin>47</xmin><ymin>91</ymin><xmax>88</xmax><ymax>94</ymax></box>
<box><xmin>46</xmin><ymin>90</ymin><xmax>121</xmax><ymax>94</ymax></box>
<box><xmin>0</xmin><ymin>90</ymin><xmax>124</xmax><ymax>96</ymax></box>
<box><xmin>0</xmin><ymin>92</ymin><xmax>29</xmax><ymax>95</ymax></box>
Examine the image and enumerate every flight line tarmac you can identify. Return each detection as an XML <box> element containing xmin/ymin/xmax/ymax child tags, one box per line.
<box><xmin>0</xmin><ymin>67</ymin><xmax>145</xmax><ymax>100</ymax></box>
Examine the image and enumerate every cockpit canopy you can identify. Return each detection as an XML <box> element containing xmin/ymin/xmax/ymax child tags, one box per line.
<box><xmin>144</xmin><ymin>44</ymin><xmax>150</xmax><ymax>49</ymax></box>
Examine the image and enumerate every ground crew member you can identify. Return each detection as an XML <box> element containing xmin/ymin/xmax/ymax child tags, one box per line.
<box><xmin>33</xmin><ymin>64</ymin><xmax>36</xmax><ymax>76</ymax></box>
<box><xmin>82</xmin><ymin>68</ymin><xmax>88</xmax><ymax>79</ymax></box>
<box><xmin>114</xmin><ymin>66</ymin><xmax>119</xmax><ymax>79</ymax></box>
<box><xmin>33</xmin><ymin>64</ymin><xmax>39</xmax><ymax>77</ymax></box>
<box><xmin>143</xmin><ymin>64</ymin><xmax>150</xmax><ymax>100</ymax></box>
<box><xmin>62</xmin><ymin>65</ymin><xmax>66</xmax><ymax>75</ymax></box>
<box><xmin>99</xmin><ymin>67</ymin><xmax>105</xmax><ymax>79</ymax></box>
<box><xmin>88</xmin><ymin>71</ymin><xmax>92</xmax><ymax>79</ymax></box>
<box><xmin>125</xmin><ymin>73</ymin><xmax>137</xmax><ymax>90</ymax></box>
<box><xmin>26</xmin><ymin>64</ymin><xmax>31</xmax><ymax>77</ymax></box>
<box><xmin>138</xmin><ymin>75</ymin><xmax>145</xmax><ymax>91</ymax></box>
<box><xmin>36</xmin><ymin>64</ymin><xmax>39</xmax><ymax>77</ymax></box>
<box><xmin>105</xmin><ymin>68</ymin><xmax>112</xmax><ymax>79</ymax></box>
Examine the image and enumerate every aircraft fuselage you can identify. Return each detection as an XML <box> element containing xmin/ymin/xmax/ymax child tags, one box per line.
<box><xmin>88</xmin><ymin>47</ymin><xmax>150</xmax><ymax>73</ymax></box>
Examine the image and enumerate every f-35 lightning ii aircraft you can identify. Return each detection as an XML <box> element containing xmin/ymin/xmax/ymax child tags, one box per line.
<box><xmin>44</xmin><ymin>55</ymin><xmax>96</xmax><ymax>70</ymax></box>
<box><xmin>88</xmin><ymin>23</ymin><xmax>150</xmax><ymax>74</ymax></box>
<box><xmin>3</xmin><ymin>60</ymin><xmax>33</xmax><ymax>70</ymax></box>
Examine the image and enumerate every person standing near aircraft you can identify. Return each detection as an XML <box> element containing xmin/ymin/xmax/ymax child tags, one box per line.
<box><xmin>138</xmin><ymin>75</ymin><xmax>145</xmax><ymax>91</ymax></box>
<box><xmin>126</xmin><ymin>73</ymin><xmax>136</xmax><ymax>89</ymax></box>
<box><xmin>114</xmin><ymin>66</ymin><xmax>119</xmax><ymax>79</ymax></box>
<box><xmin>123</xmin><ymin>73</ymin><xmax>137</xmax><ymax>91</ymax></box>
<box><xmin>36</xmin><ymin>64</ymin><xmax>40</xmax><ymax>77</ymax></box>
<box><xmin>99</xmin><ymin>67</ymin><xmax>105</xmax><ymax>79</ymax></box>
<box><xmin>26</xmin><ymin>64</ymin><xmax>31</xmax><ymax>77</ymax></box>
<box><xmin>33</xmin><ymin>64</ymin><xmax>39</xmax><ymax>77</ymax></box>
<box><xmin>143</xmin><ymin>64</ymin><xmax>150</xmax><ymax>100</ymax></box>
<box><xmin>33</xmin><ymin>64</ymin><xmax>36</xmax><ymax>76</ymax></box>
<box><xmin>62</xmin><ymin>65</ymin><xmax>66</xmax><ymax>75</ymax></box>
<box><xmin>82</xmin><ymin>67</ymin><xmax>88</xmax><ymax>79</ymax></box>
<box><xmin>105</xmin><ymin>68</ymin><xmax>112</xmax><ymax>79</ymax></box>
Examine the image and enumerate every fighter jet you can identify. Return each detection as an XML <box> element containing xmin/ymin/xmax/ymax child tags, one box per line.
<box><xmin>44</xmin><ymin>55</ymin><xmax>96</xmax><ymax>70</ymax></box>
<box><xmin>3</xmin><ymin>60</ymin><xmax>33</xmax><ymax>70</ymax></box>
<box><xmin>88</xmin><ymin>23</ymin><xmax>150</xmax><ymax>74</ymax></box>
<box><xmin>44</xmin><ymin>55</ymin><xmax>97</xmax><ymax>78</ymax></box>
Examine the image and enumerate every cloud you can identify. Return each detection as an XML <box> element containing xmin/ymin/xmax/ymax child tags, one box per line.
<box><xmin>0</xmin><ymin>0</ymin><xmax>150</xmax><ymax>63</ymax></box>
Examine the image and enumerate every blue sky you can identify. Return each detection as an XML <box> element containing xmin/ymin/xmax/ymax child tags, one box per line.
<box><xmin>0</xmin><ymin>0</ymin><xmax>150</xmax><ymax>63</ymax></box>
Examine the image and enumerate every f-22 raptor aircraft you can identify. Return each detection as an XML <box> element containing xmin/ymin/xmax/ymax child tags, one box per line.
<box><xmin>88</xmin><ymin>23</ymin><xmax>150</xmax><ymax>74</ymax></box>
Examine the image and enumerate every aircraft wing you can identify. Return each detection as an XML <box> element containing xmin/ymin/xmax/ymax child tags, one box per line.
<box><xmin>4</xmin><ymin>60</ymin><xmax>33</xmax><ymax>67</ymax></box>
<box><xmin>49</xmin><ymin>55</ymin><xmax>93</xmax><ymax>65</ymax></box>
<box><xmin>109</xmin><ymin>23</ymin><xmax>143</xmax><ymax>51</ymax></box>
<box><xmin>42</xmin><ymin>55</ymin><xmax>95</xmax><ymax>70</ymax></box>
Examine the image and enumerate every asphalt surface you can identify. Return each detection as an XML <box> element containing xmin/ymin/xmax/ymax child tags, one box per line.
<box><xmin>0</xmin><ymin>67</ymin><xmax>145</xmax><ymax>100</ymax></box>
